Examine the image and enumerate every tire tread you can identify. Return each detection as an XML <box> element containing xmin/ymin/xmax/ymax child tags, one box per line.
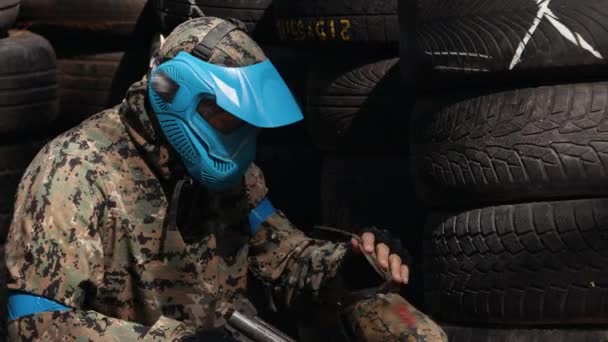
<box><xmin>413</xmin><ymin>82</ymin><xmax>608</xmax><ymax>204</ymax></box>
<box><xmin>424</xmin><ymin>199</ymin><xmax>608</xmax><ymax>324</ymax></box>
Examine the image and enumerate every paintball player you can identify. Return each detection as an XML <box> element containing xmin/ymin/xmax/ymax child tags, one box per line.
<box><xmin>5</xmin><ymin>17</ymin><xmax>447</xmax><ymax>341</ymax></box>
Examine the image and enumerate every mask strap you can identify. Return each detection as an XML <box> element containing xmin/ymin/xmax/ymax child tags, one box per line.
<box><xmin>160</xmin><ymin>177</ymin><xmax>192</xmax><ymax>254</ymax></box>
<box><xmin>191</xmin><ymin>19</ymin><xmax>247</xmax><ymax>61</ymax></box>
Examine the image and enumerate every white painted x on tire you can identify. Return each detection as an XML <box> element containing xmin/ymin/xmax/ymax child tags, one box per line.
<box><xmin>510</xmin><ymin>0</ymin><xmax>604</xmax><ymax>70</ymax></box>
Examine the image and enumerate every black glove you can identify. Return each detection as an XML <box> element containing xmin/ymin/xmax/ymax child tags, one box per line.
<box><xmin>359</xmin><ymin>226</ymin><xmax>412</xmax><ymax>267</ymax></box>
<box><xmin>336</xmin><ymin>226</ymin><xmax>412</xmax><ymax>292</ymax></box>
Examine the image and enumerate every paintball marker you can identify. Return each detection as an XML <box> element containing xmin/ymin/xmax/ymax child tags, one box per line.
<box><xmin>225</xmin><ymin>298</ymin><xmax>297</xmax><ymax>342</ymax></box>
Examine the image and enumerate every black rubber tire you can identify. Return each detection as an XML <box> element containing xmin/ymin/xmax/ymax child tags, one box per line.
<box><xmin>443</xmin><ymin>325</ymin><xmax>608</xmax><ymax>342</ymax></box>
<box><xmin>416</xmin><ymin>0</ymin><xmax>608</xmax><ymax>86</ymax></box>
<box><xmin>321</xmin><ymin>154</ymin><xmax>417</xmax><ymax>229</ymax></box>
<box><xmin>274</xmin><ymin>0</ymin><xmax>398</xmax><ymax>44</ymax></box>
<box><xmin>0</xmin><ymin>30</ymin><xmax>58</xmax><ymax>137</ymax></box>
<box><xmin>255</xmin><ymin>145</ymin><xmax>322</xmax><ymax>228</ymax></box>
<box><xmin>0</xmin><ymin>140</ymin><xmax>47</xmax><ymax>243</ymax></box>
<box><xmin>154</xmin><ymin>0</ymin><xmax>276</xmax><ymax>40</ymax></box>
<box><xmin>18</xmin><ymin>0</ymin><xmax>152</xmax><ymax>37</ymax></box>
<box><xmin>397</xmin><ymin>0</ymin><xmax>416</xmax><ymax>84</ymax></box>
<box><xmin>424</xmin><ymin>198</ymin><xmax>608</xmax><ymax>325</ymax></box>
<box><xmin>57</xmin><ymin>52</ymin><xmax>124</xmax><ymax>127</ymax></box>
<box><xmin>0</xmin><ymin>0</ymin><xmax>19</xmax><ymax>31</ymax></box>
<box><xmin>412</xmin><ymin>82</ymin><xmax>608</xmax><ymax>206</ymax></box>
<box><xmin>306</xmin><ymin>52</ymin><xmax>409</xmax><ymax>152</ymax></box>
<box><xmin>0</xmin><ymin>244</ymin><xmax>5</xmax><ymax>339</ymax></box>
<box><xmin>55</xmin><ymin>48</ymin><xmax>150</xmax><ymax>129</ymax></box>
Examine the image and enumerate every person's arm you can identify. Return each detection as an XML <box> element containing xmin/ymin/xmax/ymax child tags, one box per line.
<box><xmin>244</xmin><ymin>164</ymin><xmax>349</xmax><ymax>308</ymax></box>
<box><xmin>5</xmin><ymin>151</ymin><xmax>193</xmax><ymax>341</ymax></box>
<box><xmin>248</xmin><ymin>210</ymin><xmax>349</xmax><ymax>308</ymax></box>
<box><xmin>9</xmin><ymin>310</ymin><xmax>190</xmax><ymax>341</ymax></box>
<box><xmin>244</xmin><ymin>164</ymin><xmax>410</xmax><ymax>310</ymax></box>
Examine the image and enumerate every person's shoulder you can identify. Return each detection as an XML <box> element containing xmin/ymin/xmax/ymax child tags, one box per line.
<box><xmin>44</xmin><ymin>107</ymin><xmax>126</xmax><ymax>164</ymax></box>
<box><xmin>17</xmin><ymin>108</ymin><xmax>128</xmax><ymax>194</ymax></box>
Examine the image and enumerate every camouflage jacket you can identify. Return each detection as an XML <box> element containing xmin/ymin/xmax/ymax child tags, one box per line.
<box><xmin>6</xmin><ymin>77</ymin><xmax>348</xmax><ymax>341</ymax></box>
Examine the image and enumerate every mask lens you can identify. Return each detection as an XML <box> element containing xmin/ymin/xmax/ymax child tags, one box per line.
<box><xmin>196</xmin><ymin>97</ymin><xmax>245</xmax><ymax>134</ymax></box>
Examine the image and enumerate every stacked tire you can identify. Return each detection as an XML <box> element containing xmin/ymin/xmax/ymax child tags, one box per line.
<box><xmin>18</xmin><ymin>0</ymin><xmax>160</xmax><ymax>130</ymax></box>
<box><xmin>409</xmin><ymin>0</ymin><xmax>608</xmax><ymax>340</ymax></box>
<box><xmin>0</xmin><ymin>0</ymin><xmax>60</xmax><ymax>336</ymax></box>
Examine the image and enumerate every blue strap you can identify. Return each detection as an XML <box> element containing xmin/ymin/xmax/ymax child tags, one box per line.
<box><xmin>248</xmin><ymin>197</ymin><xmax>277</xmax><ymax>235</ymax></box>
<box><xmin>8</xmin><ymin>290</ymin><xmax>71</xmax><ymax>321</ymax></box>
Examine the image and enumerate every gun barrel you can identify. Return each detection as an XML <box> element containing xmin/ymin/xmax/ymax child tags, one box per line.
<box><xmin>228</xmin><ymin>311</ymin><xmax>296</xmax><ymax>342</ymax></box>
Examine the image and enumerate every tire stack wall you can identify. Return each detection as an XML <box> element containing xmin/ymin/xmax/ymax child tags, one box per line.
<box><xmin>0</xmin><ymin>1</ymin><xmax>59</xmax><ymax>336</ymax></box>
<box><xmin>407</xmin><ymin>0</ymin><xmax>608</xmax><ymax>339</ymax></box>
<box><xmin>17</xmin><ymin>0</ymin><xmax>160</xmax><ymax>133</ymax></box>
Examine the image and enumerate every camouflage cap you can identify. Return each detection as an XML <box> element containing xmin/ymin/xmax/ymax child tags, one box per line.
<box><xmin>156</xmin><ymin>17</ymin><xmax>266</xmax><ymax>67</ymax></box>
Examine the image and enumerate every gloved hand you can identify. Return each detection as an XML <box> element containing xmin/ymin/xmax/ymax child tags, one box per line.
<box><xmin>350</xmin><ymin>226</ymin><xmax>412</xmax><ymax>285</ymax></box>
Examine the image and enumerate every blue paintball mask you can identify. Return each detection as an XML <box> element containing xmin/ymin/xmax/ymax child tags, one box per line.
<box><xmin>148</xmin><ymin>21</ymin><xmax>303</xmax><ymax>191</ymax></box>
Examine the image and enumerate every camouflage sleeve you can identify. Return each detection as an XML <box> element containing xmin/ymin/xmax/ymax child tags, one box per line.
<box><xmin>5</xmin><ymin>150</ymin><xmax>193</xmax><ymax>340</ymax></box>
<box><xmin>244</xmin><ymin>164</ymin><xmax>349</xmax><ymax>308</ymax></box>
<box><xmin>8</xmin><ymin>310</ymin><xmax>192</xmax><ymax>341</ymax></box>
<box><xmin>6</xmin><ymin>150</ymin><xmax>106</xmax><ymax>307</ymax></box>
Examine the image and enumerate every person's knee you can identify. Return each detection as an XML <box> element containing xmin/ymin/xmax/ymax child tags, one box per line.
<box><xmin>343</xmin><ymin>292</ymin><xmax>448</xmax><ymax>341</ymax></box>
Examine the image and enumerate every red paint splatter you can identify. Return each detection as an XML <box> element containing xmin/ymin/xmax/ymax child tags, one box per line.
<box><xmin>394</xmin><ymin>305</ymin><xmax>416</xmax><ymax>327</ymax></box>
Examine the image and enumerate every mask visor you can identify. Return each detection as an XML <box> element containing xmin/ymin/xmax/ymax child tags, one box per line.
<box><xmin>176</xmin><ymin>52</ymin><xmax>304</xmax><ymax>128</ymax></box>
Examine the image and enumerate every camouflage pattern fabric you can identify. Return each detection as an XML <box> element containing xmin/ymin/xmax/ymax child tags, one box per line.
<box><xmin>343</xmin><ymin>293</ymin><xmax>448</xmax><ymax>342</ymax></box>
<box><xmin>312</xmin><ymin>227</ymin><xmax>447</xmax><ymax>342</ymax></box>
<box><xmin>10</xmin><ymin>311</ymin><xmax>189</xmax><ymax>341</ymax></box>
<box><xmin>152</xmin><ymin>17</ymin><xmax>266</xmax><ymax>68</ymax></box>
<box><xmin>5</xmin><ymin>72</ymin><xmax>348</xmax><ymax>340</ymax></box>
<box><xmin>5</xmin><ymin>17</ymin><xmax>445</xmax><ymax>341</ymax></box>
